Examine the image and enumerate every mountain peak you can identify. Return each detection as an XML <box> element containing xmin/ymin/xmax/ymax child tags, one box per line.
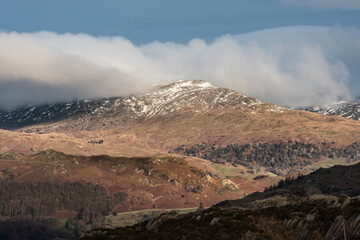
<box><xmin>0</xmin><ymin>79</ymin><xmax>284</xmax><ymax>131</ymax></box>
<box><xmin>133</xmin><ymin>79</ymin><xmax>275</xmax><ymax>118</ymax></box>
<box><xmin>152</xmin><ymin>79</ymin><xmax>215</xmax><ymax>93</ymax></box>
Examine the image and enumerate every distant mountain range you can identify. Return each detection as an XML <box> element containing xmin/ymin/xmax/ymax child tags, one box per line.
<box><xmin>299</xmin><ymin>100</ymin><xmax>360</xmax><ymax>121</ymax></box>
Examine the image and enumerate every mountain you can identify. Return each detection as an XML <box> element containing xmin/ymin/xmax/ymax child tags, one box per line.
<box><xmin>300</xmin><ymin>100</ymin><xmax>360</xmax><ymax>121</ymax></box>
<box><xmin>0</xmin><ymin>80</ymin><xmax>360</xmax><ymax>175</ymax></box>
<box><xmin>0</xmin><ymin>80</ymin><xmax>280</xmax><ymax>132</ymax></box>
<box><xmin>0</xmin><ymin>80</ymin><xmax>269</xmax><ymax>131</ymax></box>
<box><xmin>81</xmin><ymin>162</ymin><xmax>360</xmax><ymax>240</ymax></box>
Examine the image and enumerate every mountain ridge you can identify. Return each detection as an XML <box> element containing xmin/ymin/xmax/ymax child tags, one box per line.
<box><xmin>299</xmin><ymin>100</ymin><xmax>360</xmax><ymax>121</ymax></box>
<box><xmin>0</xmin><ymin>80</ymin><xmax>283</xmax><ymax>131</ymax></box>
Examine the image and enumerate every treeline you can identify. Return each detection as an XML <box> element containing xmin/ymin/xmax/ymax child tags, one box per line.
<box><xmin>173</xmin><ymin>141</ymin><xmax>360</xmax><ymax>174</ymax></box>
<box><xmin>0</xmin><ymin>218</ymin><xmax>75</xmax><ymax>240</ymax></box>
<box><xmin>264</xmin><ymin>176</ymin><xmax>297</xmax><ymax>192</ymax></box>
<box><xmin>0</xmin><ymin>181</ymin><xmax>127</xmax><ymax>219</ymax></box>
<box><xmin>0</xmin><ymin>181</ymin><xmax>128</xmax><ymax>239</ymax></box>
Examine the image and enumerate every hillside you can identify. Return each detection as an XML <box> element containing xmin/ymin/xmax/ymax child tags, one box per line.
<box><xmin>217</xmin><ymin>161</ymin><xmax>360</xmax><ymax>208</ymax></box>
<box><xmin>0</xmin><ymin>80</ymin><xmax>360</xmax><ymax>175</ymax></box>
<box><xmin>81</xmin><ymin>162</ymin><xmax>360</xmax><ymax>240</ymax></box>
<box><xmin>0</xmin><ymin>149</ymin><xmax>264</xmax><ymax>238</ymax></box>
<box><xmin>0</xmin><ymin>150</ymin><xmax>246</xmax><ymax>213</ymax></box>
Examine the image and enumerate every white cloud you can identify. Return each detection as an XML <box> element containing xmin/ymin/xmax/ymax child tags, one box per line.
<box><xmin>0</xmin><ymin>26</ymin><xmax>359</xmax><ymax>109</ymax></box>
<box><xmin>281</xmin><ymin>0</ymin><xmax>360</xmax><ymax>10</ymax></box>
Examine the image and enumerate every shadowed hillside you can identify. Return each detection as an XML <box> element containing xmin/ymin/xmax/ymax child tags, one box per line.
<box><xmin>81</xmin><ymin>162</ymin><xmax>360</xmax><ymax>240</ymax></box>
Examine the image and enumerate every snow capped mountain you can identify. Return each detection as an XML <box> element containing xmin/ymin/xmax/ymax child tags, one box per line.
<box><xmin>124</xmin><ymin>80</ymin><xmax>282</xmax><ymax>117</ymax></box>
<box><xmin>0</xmin><ymin>98</ymin><xmax>118</xmax><ymax>130</ymax></box>
<box><xmin>300</xmin><ymin>100</ymin><xmax>360</xmax><ymax>121</ymax></box>
<box><xmin>0</xmin><ymin>80</ymin><xmax>284</xmax><ymax>130</ymax></box>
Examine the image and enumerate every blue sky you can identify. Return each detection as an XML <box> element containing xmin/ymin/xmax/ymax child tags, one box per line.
<box><xmin>1</xmin><ymin>0</ymin><xmax>359</xmax><ymax>43</ymax></box>
<box><xmin>0</xmin><ymin>0</ymin><xmax>359</xmax><ymax>109</ymax></box>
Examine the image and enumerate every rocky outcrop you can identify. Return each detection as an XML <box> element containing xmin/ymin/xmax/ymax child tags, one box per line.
<box><xmin>323</xmin><ymin>214</ymin><xmax>360</xmax><ymax>240</ymax></box>
<box><xmin>184</xmin><ymin>180</ymin><xmax>203</xmax><ymax>193</ymax></box>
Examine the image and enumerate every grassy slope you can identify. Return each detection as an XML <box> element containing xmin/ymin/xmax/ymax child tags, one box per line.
<box><xmin>105</xmin><ymin>207</ymin><xmax>198</xmax><ymax>228</ymax></box>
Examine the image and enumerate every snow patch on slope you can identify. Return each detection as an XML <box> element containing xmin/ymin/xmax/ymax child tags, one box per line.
<box><xmin>300</xmin><ymin>100</ymin><xmax>360</xmax><ymax>121</ymax></box>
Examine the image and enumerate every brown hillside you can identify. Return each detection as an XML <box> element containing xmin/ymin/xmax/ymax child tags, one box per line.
<box><xmin>0</xmin><ymin>151</ymin><xmax>247</xmax><ymax>213</ymax></box>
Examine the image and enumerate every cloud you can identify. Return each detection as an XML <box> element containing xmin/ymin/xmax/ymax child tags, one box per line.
<box><xmin>281</xmin><ymin>0</ymin><xmax>360</xmax><ymax>10</ymax></box>
<box><xmin>0</xmin><ymin>26</ymin><xmax>359</xmax><ymax>109</ymax></box>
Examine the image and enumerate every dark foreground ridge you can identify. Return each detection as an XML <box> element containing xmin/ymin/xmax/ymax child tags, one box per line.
<box><xmin>81</xmin><ymin>162</ymin><xmax>360</xmax><ymax>240</ymax></box>
<box><xmin>81</xmin><ymin>198</ymin><xmax>360</xmax><ymax>240</ymax></box>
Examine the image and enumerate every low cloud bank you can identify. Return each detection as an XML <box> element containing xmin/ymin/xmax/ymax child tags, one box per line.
<box><xmin>0</xmin><ymin>26</ymin><xmax>359</xmax><ymax>109</ymax></box>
